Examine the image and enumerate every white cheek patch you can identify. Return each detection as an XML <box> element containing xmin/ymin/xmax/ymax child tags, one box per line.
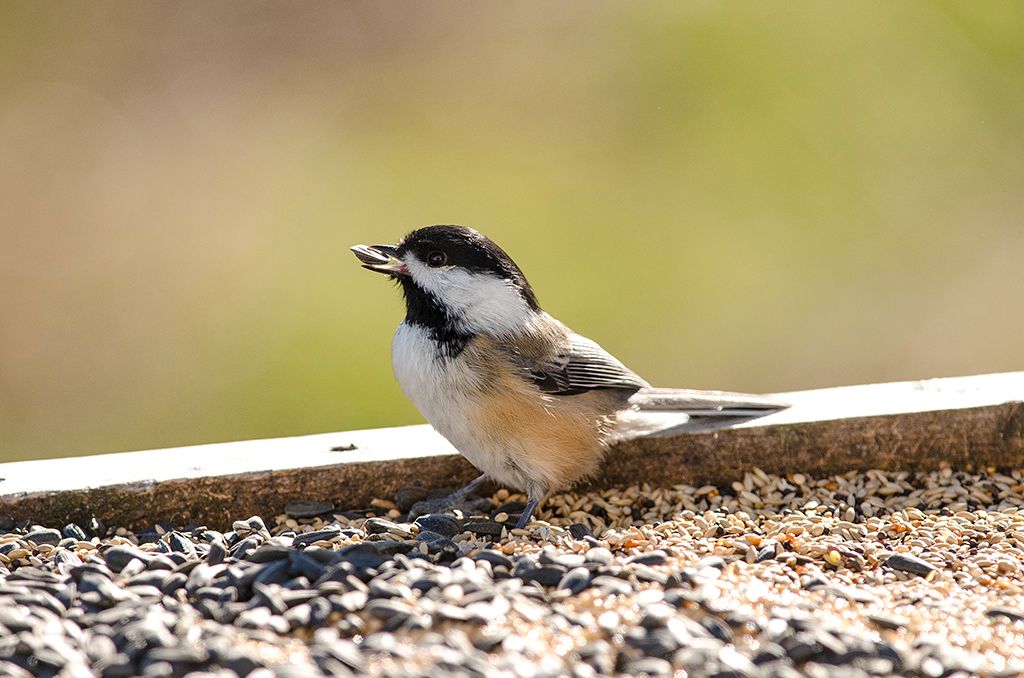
<box><xmin>404</xmin><ymin>256</ymin><xmax>533</xmax><ymax>335</ymax></box>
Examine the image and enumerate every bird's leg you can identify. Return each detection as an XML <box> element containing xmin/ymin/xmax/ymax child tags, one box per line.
<box><xmin>515</xmin><ymin>481</ymin><xmax>549</xmax><ymax>529</ymax></box>
<box><xmin>440</xmin><ymin>474</ymin><xmax>488</xmax><ymax>505</ymax></box>
<box><xmin>515</xmin><ymin>497</ymin><xmax>540</xmax><ymax>530</ymax></box>
<box><xmin>406</xmin><ymin>475</ymin><xmax>490</xmax><ymax>520</ymax></box>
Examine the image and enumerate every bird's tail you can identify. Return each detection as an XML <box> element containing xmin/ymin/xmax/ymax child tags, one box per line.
<box><xmin>630</xmin><ymin>387</ymin><xmax>788</xmax><ymax>416</ymax></box>
<box><xmin>614</xmin><ymin>387</ymin><xmax>788</xmax><ymax>438</ymax></box>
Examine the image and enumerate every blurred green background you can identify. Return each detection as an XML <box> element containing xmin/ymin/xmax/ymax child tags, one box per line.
<box><xmin>2</xmin><ymin>2</ymin><xmax>1022</xmax><ymax>462</ymax></box>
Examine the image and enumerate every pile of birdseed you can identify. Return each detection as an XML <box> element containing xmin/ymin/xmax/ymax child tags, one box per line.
<box><xmin>2</xmin><ymin>465</ymin><xmax>1024</xmax><ymax>677</ymax></box>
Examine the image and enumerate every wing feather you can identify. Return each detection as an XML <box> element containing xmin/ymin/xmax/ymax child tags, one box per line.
<box><xmin>528</xmin><ymin>333</ymin><xmax>649</xmax><ymax>396</ymax></box>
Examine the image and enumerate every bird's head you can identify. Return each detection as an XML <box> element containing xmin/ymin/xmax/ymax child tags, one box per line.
<box><xmin>352</xmin><ymin>225</ymin><xmax>540</xmax><ymax>335</ymax></box>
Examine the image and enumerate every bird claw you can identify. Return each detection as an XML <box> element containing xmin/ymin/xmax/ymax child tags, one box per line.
<box><xmin>406</xmin><ymin>475</ymin><xmax>491</xmax><ymax>521</ymax></box>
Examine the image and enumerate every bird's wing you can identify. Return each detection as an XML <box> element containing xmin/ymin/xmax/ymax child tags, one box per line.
<box><xmin>525</xmin><ymin>333</ymin><xmax>650</xmax><ymax>396</ymax></box>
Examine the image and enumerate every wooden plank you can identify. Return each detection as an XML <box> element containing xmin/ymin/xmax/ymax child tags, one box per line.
<box><xmin>1</xmin><ymin>372</ymin><xmax>1022</xmax><ymax>529</ymax></box>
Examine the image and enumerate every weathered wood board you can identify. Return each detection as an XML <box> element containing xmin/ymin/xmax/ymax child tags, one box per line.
<box><xmin>1</xmin><ymin>372</ymin><xmax>1021</xmax><ymax>529</ymax></box>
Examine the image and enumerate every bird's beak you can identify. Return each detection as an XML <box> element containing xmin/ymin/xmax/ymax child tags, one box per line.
<box><xmin>351</xmin><ymin>244</ymin><xmax>409</xmax><ymax>278</ymax></box>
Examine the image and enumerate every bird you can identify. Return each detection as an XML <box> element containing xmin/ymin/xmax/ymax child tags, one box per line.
<box><xmin>352</xmin><ymin>225</ymin><xmax>787</xmax><ymax>529</ymax></box>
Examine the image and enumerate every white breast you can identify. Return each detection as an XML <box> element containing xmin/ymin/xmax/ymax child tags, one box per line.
<box><xmin>392</xmin><ymin>322</ymin><xmax>472</xmax><ymax>424</ymax></box>
<box><xmin>391</xmin><ymin>323</ymin><xmax>508</xmax><ymax>480</ymax></box>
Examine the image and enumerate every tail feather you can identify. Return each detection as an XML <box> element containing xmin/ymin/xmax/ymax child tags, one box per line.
<box><xmin>630</xmin><ymin>387</ymin><xmax>789</xmax><ymax>416</ymax></box>
<box><xmin>612</xmin><ymin>387</ymin><xmax>788</xmax><ymax>440</ymax></box>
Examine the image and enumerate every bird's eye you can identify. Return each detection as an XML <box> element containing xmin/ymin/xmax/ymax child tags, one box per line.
<box><xmin>427</xmin><ymin>251</ymin><xmax>447</xmax><ymax>267</ymax></box>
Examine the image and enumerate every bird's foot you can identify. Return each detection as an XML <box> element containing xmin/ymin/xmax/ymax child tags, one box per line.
<box><xmin>442</xmin><ymin>474</ymin><xmax>488</xmax><ymax>505</ymax></box>
<box><xmin>406</xmin><ymin>475</ymin><xmax>490</xmax><ymax>520</ymax></box>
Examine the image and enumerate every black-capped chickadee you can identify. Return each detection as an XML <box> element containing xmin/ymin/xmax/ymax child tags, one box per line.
<box><xmin>352</xmin><ymin>225</ymin><xmax>787</xmax><ymax>529</ymax></box>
